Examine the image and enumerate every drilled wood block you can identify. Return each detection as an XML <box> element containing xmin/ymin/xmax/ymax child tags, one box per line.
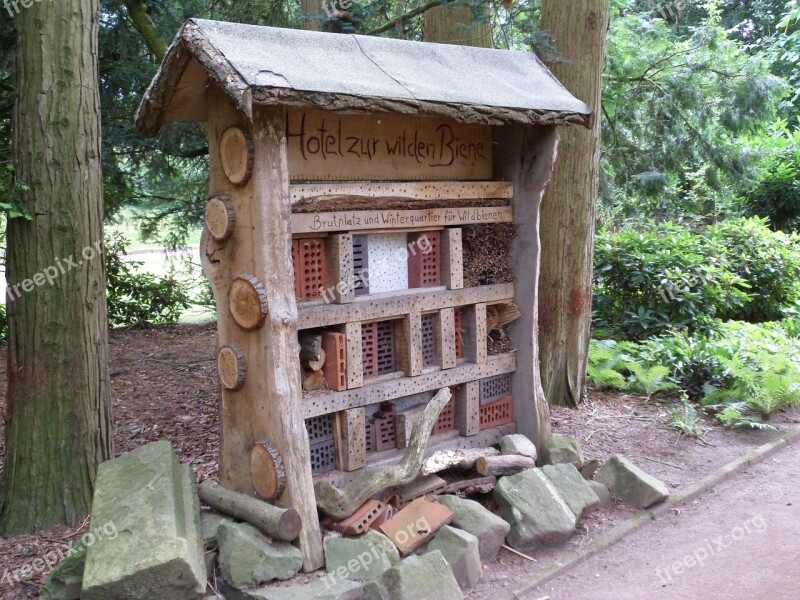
<box><xmin>395</xmin><ymin>313</ymin><xmax>423</xmax><ymax>377</ymax></box>
<box><xmin>441</xmin><ymin>228</ymin><xmax>464</xmax><ymax>290</ymax></box>
<box><xmin>325</xmin><ymin>233</ymin><xmax>354</xmax><ymax>304</ymax></box>
<box><xmin>480</xmin><ymin>373</ymin><xmax>513</xmax><ymax>406</ymax></box>
<box><xmin>455</xmin><ymin>381</ymin><xmax>480</xmax><ymax>437</ymax></box>
<box><xmin>437</xmin><ymin>308</ymin><xmax>457</xmax><ymax>369</ymax></box>
<box><xmin>344</xmin><ymin>322</ymin><xmax>363</xmax><ymax>389</ymax></box>
<box><xmin>334</xmin><ymin>407</ymin><xmax>366</xmax><ymax>472</ymax></box>
<box><xmin>295</xmin><ymin>237</ymin><xmax>328</xmax><ymax>300</ymax></box>
<box><xmin>379</xmin><ymin>498</ymin><xmax>454</xmax><ymax>556</ymax></box>
<box><xmin>322</xmin><ymin>331</ymin><xmax>347</xmax><ymax>392</ymax></box>
<box><xmin>393</xmin><ymin>475</ymin><xmax>448</xmax><ymax>509</ymax></box>
<box><xmin>408</xmin><ymin>231</ymin><xmax>441</xmax><ymax>288</ymax></box>
<box><xmin>479</xmin><ymin>396</ymin><xmax>513</xmax><ymax>430</ymax></box>
<box><xmin>330</xmin><ymin>499</ymin><xmax>385</xmax><ymax>535</ymax></box>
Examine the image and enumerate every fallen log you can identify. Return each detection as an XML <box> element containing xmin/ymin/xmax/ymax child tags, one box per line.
<box><xmin>476</xmin><ymin>455</ymin><xmax>536</xmax><ymax>477</ymax></box>
<box><xmin>445</xmin><ymin>476</ymin><xmax>497</xmax><ymax>496</ymax></box>
<box><xmin>199</xmin><ymin>480</ymin><xmax>302</xmax><ymax>541</ymax></box>
<box><xmin>315</xmin><ymin>387</ymin><xmax>452</xmax><ymax>520</ymax></box>
<box><xmin>421</xmin><ymin>447</ymin><xmax>500</xmax><ymax>476</ymax></box>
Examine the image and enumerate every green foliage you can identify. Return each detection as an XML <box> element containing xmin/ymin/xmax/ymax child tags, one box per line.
<box><xmin>626</xmin><ymin>363</ymin><xmax>680</xmax><ymax>402</ymax></box>
<box><xmin>0</xmin><ymin>303</ymin><xmax>6</xmax><ymax>341</ymax></box>
<box><xmin>105</xmin><ymin>235</ymin><xmax>191</xmax><ymax>328</ymax></box>
<box><xmin>587</xmin><ymin>340</ymin><xmax>629</xmax><ymax>391</ymax></box>
<box><xmin>666</xmin><ymin>398</ymin><xmax>709</xmax><ymax>438</ymax></box>
<box><xmin>593</xmin><ymin>223</ymin><xmax>748</xmax><ymax>339</ymax></box>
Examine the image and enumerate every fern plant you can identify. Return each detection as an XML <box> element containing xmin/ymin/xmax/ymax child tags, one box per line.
<box><xmin>587</xmin><ymin>340</ymin><xmax>629</xmax><ymax>391</ymax></box>
<box><xmin>667</xmin><ymin>399</ymin><xmax>709</xmax><ymax>438</ymax></box>
<box><xmin>627</xmin><ymin>363</ymin><xmax>680</xmax><ymax>402</ymax></box>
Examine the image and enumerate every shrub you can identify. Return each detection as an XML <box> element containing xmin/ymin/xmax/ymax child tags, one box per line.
<box><xmin>593</xmin><ymin>223</ymin><xmax>748</xmax><ymax>339</ymax></box>
<box><xmin>745</xmin><ymin>127</ymin><xmax>800</xmax><ymax>232</ymax></box>
<box><xmin>708</xmin><ymin>217</ymin><xmax>800</xmax><ymax>322</ymax></box>
<box><xmin>105</xmin><ymin>235</ymin><xmax>191</xmax><ymax>328</ymax></box>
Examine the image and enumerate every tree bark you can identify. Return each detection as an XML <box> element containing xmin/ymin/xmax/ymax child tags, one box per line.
<box><xmin>423</xmin><ymin>2</ymin><xmax>493</xmax><ymax>47</ymax></box>
<box><xmin>123</xmin><ymin>0</ymin><xmax>167</xmax><ymax>61</ymax></box>
<box><xmin>1</xmin><ymin>0</ymin><xmax>112</xmax><ymax>534</ymax></box>
<box><xmin>302</xmin><ymin>0</ymin><xmax>325</xmax><ymax>31</ymax></box>
<box><xmin>538</xmin><ymin>0</ymin><xmax>610</xmax><ymax>408</ymax></box>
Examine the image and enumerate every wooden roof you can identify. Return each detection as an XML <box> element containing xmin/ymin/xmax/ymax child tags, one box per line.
<box><xmin>135</xmin><ymin>19</ymin><xmax>592</xmax><ymax>137</ymax></box>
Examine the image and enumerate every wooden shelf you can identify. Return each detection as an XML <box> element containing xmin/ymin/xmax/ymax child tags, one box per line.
<box><xmin>303</xmin><ymin>352</ymin><xmax>515</xmax><ymax>418</ymax></box>
<box><xmin>298</xmin><ymin>283</ymin><xmax>514</xmax><ymax>330</ymax></box>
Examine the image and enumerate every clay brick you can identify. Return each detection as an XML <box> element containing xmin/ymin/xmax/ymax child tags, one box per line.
<box><xmin>330</xmin><ymin>500</ymin><xmax>386</xmax><ymax>535</ymax></box>
<box><xmin>432</xmin><ymin>397</ymin><xmax>456</xmax><ymax>435</ymax></box>
<box><xmin>393</xmin><ymin>475</ymin><xmax>448</xmax><ymax>509</ymax></box>
<box><xmin>479</xmin><ymin>396</ymin><xmax>513</xmax><ymax>430</ymax></box>
<box><xmin>295</xmin><ymin>237</ymin><xmax>328</xmax><ymax>300</ymax></box>
<box><xmin>352</xmin><ymin>235</ymin><xmax>369</xmax><ymax>296</ymax></box>
<box><xmin>309</xmin><ymin>438</ymin><xmax>337</xmax><ymax>475</ymax></box>
<box><xmin>370</xmin><ymin>505</ymin><xmax>395</xmax><ymax>530</ymax></box>
<box><xmin>379</xmin><ymin>498</ymin><xmax>454</xmax><ymax>555</ymax></box>
<box><xmin>454</xmin><ymin>308</ymin><xmax>464</xmax><ymax>359</ymax></box>
<box><xmin>322</xmin><ymin>331</ymin><xmax>347</xmax><ymax>392</ymax></box>
<box><xmin>305</xmin><ymin>414</ymin><xmax>334</xmax><ymax>444</ymax></box>
<box><xmin>368</xmin><ymin>403</ymin><xmax>397</xmax><ymax>452</ymax></box>
<box><xmin>480</xmin><ymin>374</ymin><xmax>512</xmax><ymax>405</ymax></box>
<box><xmin>408</xmin><ymin>231</ymin><xmax>441</xmax><ymax>288</ymax></box>
<box><xmin>362</xmin><ymin>320</ymin><xmax>396</xmax><ymax>378</ymax></box>
<box><xmin>421</xmin><ymin>313</ymin><xmax>437</xmax><ymax>368</ymax></box>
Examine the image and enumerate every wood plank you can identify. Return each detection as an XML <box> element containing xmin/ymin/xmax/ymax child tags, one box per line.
<box><xmin>303</xmin><ymin>353</ymin><xmax>515</xmax><ymax>418</ymax></box>
<box><xmin>437</xmin><ymin>308</ymin><xmax>457</xmax><ymax>370</ymax></box>
<box><xmin>286</xmin><ymin>108</ymin><xmax>492</xmax><ymax>181</ymax></box>
<box><xmin>324</xmin><ymin>233</ymin><xmax>354</xmax><ymax>304</ymax></box>
<box><xmin>202</xmin><ymin>88</ymin><xmax>323</xmax><ymax>571</ymax></box>
<box><xmin>290</xmin><ymin>181</ymin><xmax>514</xmax><ymax>204</ymax></box>
<box><xmin>291</xmin><ymin>206</ymin><xmax>512</xmax><ymax>234</ymax></box>
<box><xmin>344</xmin><ymin>322</ymin><xmax>363</xmax><ymax>390</ymax></box>
<box><xmin>298</xmin><ymin>283</ymin><xmax>514</xmax><ymax>330</ymax></box>
<box><xmin>455</xmin><ymin>380</ymin><xmax>480</xmax><ymax>437</ymax></box>
<box><xmin>441</xmin><ymin>227</ymin><xmax>464</xmax><ymax>290</ymax></box>
<box><xmin>334</xmin><ymin>408</ymin><xmax>366</xmax><ymax>472</ymax></box>
<box><xmin>396</xmin><ymin>312</ymin><xmax>423</xmax><ymax>377</ymax></box>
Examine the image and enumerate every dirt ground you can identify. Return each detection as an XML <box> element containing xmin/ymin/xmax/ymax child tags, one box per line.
<box><xmin>0</xmin><ymin>322</ymin><xmax>797</xmax><ymax>599</ymax></box>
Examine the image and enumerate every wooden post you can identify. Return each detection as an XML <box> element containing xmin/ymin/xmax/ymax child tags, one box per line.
<box><xmin>437</xmin><ymin>307</ymin><xmax>457</xmax><ymax>370</ymax></box>
<box><xmin>200</xmin><ymin>86</ymin><xmax>324</xmax><ymax>571</ymax></box>
<box><xmin>441</xmin><ymin>228</ymin><xmax>464</xmax><ymax>290</ymax></box>
<box><xmin>463</xmin><ymin>303</ymin><xmax>487</xmax><ymax>365</ymax></box>
<box><xmin>455</xmin><ymin>381</ymin><xmax>480</xmax><ymax>437</ymax></box>
<box><xmin>493</xmin><ymin>124</ymin><xmax>560</xmax><ymax>450</ymax></box>
<box><xmin>396</xmin><ymin>312</ymin><xmax>423</xmax><ymax>377</ymax></box>
<box><xmin>334</xmin><ymin>408</ymin><xmax>366</xmax><ymax>472</ymax></box>
<box><xmin>345</xmin><ymin>322</ymin><xmax>363</xmax><ymax>389</ymax></box>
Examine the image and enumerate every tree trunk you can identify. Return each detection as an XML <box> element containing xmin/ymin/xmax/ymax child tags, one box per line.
<box><xmin>123</xmin><ymin>0</ymin><xmax>167</xmax><ymax>61</ymax></box>
<box><xmin>302</xmin><ymin>0</ymin><xmax>325</xmax><ymax>31</ymax></box>
<box><xmin>1</xmin><ymin>0</ymin><xmax>112</xmax><ymax>534</ymax></box>
<box><xmin>423</xmin><ymin>2</ymin><xmax>493</xmax><ymax>47</ymax></box>
<box><xmin>538</xmin><ymin>1</ymin><xmax>610</xmax><ymax>408</ymax></box>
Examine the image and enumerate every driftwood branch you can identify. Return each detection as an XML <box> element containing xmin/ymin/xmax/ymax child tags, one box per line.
<box><xmin>315</xmin><ymin>387</ymin><xmax>452</xmax><ymax>520</ymax></box>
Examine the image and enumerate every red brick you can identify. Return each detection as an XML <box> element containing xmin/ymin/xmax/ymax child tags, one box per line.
<box><xmin>479</xmin><ymin>395</ymin><xmax>513</xmax><ymax>430</ymax></box>
<box><xmin>408</xmin><ymin>231</ymin><xmax>441</xmax><ymax>288</ymax></box>
<box><xmin>379</xmin><ymin>498</ymin><xmax>453</xmax><ymax>555</ymax></box>
<box><xmin>321</xmin><ymin>331</ymin><xmax>347</xmax><ymax>392</ymax></box>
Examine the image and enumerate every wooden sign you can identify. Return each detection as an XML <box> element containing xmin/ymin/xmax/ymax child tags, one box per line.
<box><xmin>286</xmin><ymin>109</ymin><xmax>492</xmax><ymax>181</ymax></box>
<box><xmin>291</xmin><ymin>206</ymin><xmax>512</xmax><ymax>234</ymax></box>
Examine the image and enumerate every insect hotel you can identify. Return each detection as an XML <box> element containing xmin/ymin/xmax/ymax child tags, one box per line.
<box><xmin>136</xmin><ymin>19</ymin><xmax>590</xmax><ymax>571</ymax></box>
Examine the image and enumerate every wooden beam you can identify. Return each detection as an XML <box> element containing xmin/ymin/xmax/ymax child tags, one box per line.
<box><xmin>334</xmin><ymin>408</ymin><xmax>366</xmax><ymax>472</ymax></box>
<box><xmin>298</xmin><ymin>283</ymin><xmax>514</xmax><ymax>330</ymax></box>
<box><xmin>290</xmin><ymin>181</ymin><xmax>514</xmax><ymax>204</ymax></box>
<box><xmin>455</xmin><ymin>380</ymin><xmax>480</xmax><ymax>437</ymax></box>
<box><xmin>463</xmin><ymin>303</ymin><xmax>488</xmax><ymax>365</ymax></box>
<box><xmin>441</xmin><ymin>227</ymin><xmax>464</xmax><ymax>290</ymax></box>
<box><xmin>201</xmin><ymin>88</ymin><xmax>323</xmax><ymax>571</ymax></box>
<box><xmin>303</xmin><ymin>353</ymin><xmax>515</xmax><ymax>418</ymax></box>
<box><xmin>437</xmin><ymin>308</ymin><xmax>457</xmax><ymax>370</ymax></box>
<box><xmin>493</xmin><ymin>124</ymin><xmax>560</xmax><ymax>450</ymax></box>
<box><xmin>396</xmin><ymin>312</ymin><xmax>423</xmax><ymax>377</ymax></box>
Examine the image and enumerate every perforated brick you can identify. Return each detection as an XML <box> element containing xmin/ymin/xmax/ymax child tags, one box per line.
<box><xmin>366</xmin><ymin>403</ymin><xmax>396</xmax><ymax>453</ymax></box>
<box><xmin>408</xmin><ymin>231</ymin><xmax>441</xmax><ymax>288</ymax></box>
<box><xmin>310</xmin><ymin>439</ymin><xmax>337</xmax><ymax>474</ymax></box>
<box><xmin>306</xmin><ymin>414</ymin><xmax>334</xmax><ymax>444</ymax></box>
<box><xmin>432</xmin><ymin>397</ymin><xmax>456</xmax><ymax>435</ymax></box>
<box><xmin>454</xmin><ymin>308</ymin><xmax>464</xmax><ymax>359</ymax></box>
<box><xmin>421</xmin><ymin>313</ymin><xmax>437</xmax><ymax>368</ymax></box>
<box><xmin>362</xmin><ymin>320</ymin><xmax>396</xmax><ymax>378</ymax></box>
<box><xmin>479</xmin><ymin>396</ymin><xmax>513</xmax><ymax>430</ymax></box>
<box><xmin>352</xmin><ymin>235</ymin><xmax>369</xmax><ymax>296</ymax></box>
<box><xmin>480</xmin><ymin>373</ymin><xmax>512</xmax><ymax>405</ymax></box>
<box><xmin>321</xmin><ymin>331</ymin><xmax>347</xmax><ymax>392</ymax></box>
<box><xmin>295</xmin><ymin>238</ymin><xmax>328</xmax><ymax>300</ymax></box>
